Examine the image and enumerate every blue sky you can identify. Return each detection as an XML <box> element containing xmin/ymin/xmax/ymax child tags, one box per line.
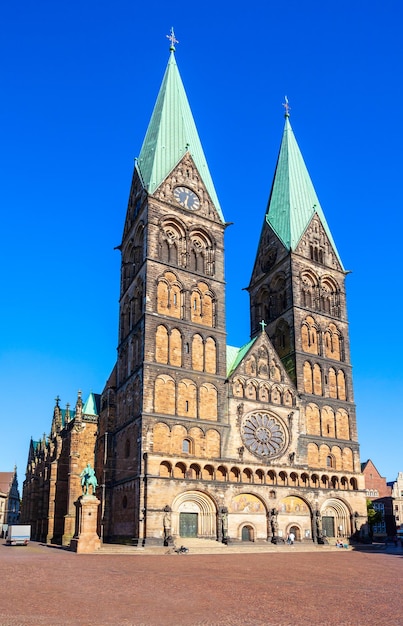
<box><xmin>1</xmin><ymin>0</ymin><xmax>402</xmax><ymax>486</ymax></box>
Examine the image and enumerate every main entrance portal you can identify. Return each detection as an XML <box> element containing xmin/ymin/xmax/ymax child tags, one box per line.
<box><xmin>180</xmin><ymin>512</ymin><xmax>198</xmax><ymax>537</ymax></box>
<box><xmin>322</xmin><ymin>516</ymin><xmax>335</xmax><ymax>538</ymax></box>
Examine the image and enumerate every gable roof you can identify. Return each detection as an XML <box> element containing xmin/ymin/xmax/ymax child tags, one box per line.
<box><xmin>136</xmin><ymin>50</ymin><xmax>224</xmax><ymax>222</ymax></box>
<box><xmin>0</xmin><ymin>472</ymin><xmax>14</xmax><ymax>495</ymax></box>
<box><xmin>226</xmin><ymin>338</ymin><xmax>257</xmax><ymax>377</ymax></box>
<box><xmin>265</xmin><ymin>116</ymin><xmax>344</xmax><ymax>269</ymax></box>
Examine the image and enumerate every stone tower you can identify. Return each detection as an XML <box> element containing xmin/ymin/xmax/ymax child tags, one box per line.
<box><xmin>247</xmin><ymin>109</ymin><xmax>361</xmax><ymax>538</ymax></box>
<box><xmin>97</xmin><ymin>40</ymin><xmax>229</xmax><ymax>543</ymax></box>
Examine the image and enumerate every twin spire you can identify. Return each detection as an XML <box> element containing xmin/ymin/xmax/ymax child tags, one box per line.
<box><xmin>265</xmin><ymin>114</ymin><xmax>343</xmax><ymax>268</ymax></box>
<box><xmin>136</xmin><ymin>29</ymin><xmax>224</xmax><ymax>222</ymax></box>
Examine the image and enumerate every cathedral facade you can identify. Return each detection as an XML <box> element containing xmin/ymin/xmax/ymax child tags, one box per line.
<box><xmin>94</xmin><ymin>43</ymin><xmax>368</xmax><ymax>546</ymax></box>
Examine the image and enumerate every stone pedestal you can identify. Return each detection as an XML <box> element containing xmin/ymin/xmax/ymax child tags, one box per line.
<box><xmin>70</xmin><ymin>495</ymin><xmax>101</xmax><ymax>553</ymax></box>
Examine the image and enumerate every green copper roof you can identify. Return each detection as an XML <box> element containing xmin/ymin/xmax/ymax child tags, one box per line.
<box><xmin>226</xmin><ymin>337</ymin><xmax>257</xmax><ymax>377</ymax></box>
<box><xmin>82</xmin><ymin>392</ymin><xmax>99</xmax><ymax>417</ymax></box>
<box><xmin>136</xmin><ymin>50</ymin><xmax>224</xmax><ymax>222</ymax></box>
<box><xmin>266</xmin><ymin>116</ymin><xmax>343</xmax><ymax>269</ymax></box>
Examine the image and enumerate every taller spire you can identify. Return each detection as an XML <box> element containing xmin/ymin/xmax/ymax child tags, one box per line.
<box><xmin>265</xmin><ymin>108</ymin><xmax>343</xmax><ymax>269</ymax></box>
<box><xmin>136</xmin><ymin>32</ymin><xmax>223</xmax><ymax>221</ymax></box>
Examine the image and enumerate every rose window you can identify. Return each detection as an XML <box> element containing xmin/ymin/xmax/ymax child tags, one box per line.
<box><xmin>241</xmin><ymin>412</ymin><xmax>286</xmax><ymax>458</ymax></box>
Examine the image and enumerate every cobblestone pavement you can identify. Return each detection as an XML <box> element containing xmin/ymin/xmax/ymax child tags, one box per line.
<box><xmin>0</xmin><ymin>542</ymin><xmax>402</xmax><ymax>626</ymax></box>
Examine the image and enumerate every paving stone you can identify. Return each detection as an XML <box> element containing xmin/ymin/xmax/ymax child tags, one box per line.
<box><xmin>0</xmin><ymin>541</ymin><xmax>402</xmax><ymax>626</ymax></box>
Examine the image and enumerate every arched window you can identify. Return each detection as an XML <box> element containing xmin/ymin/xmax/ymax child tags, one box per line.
<box><xmin>159</xmin><ymin>219</ymin><xmax>186</xmax><ymax>267</ymax></box>
<box><xmin>189</xmin><ymin>229</ymin><xmax>215</xmax><ymax>276</ymax></box>
<box><xmin>182</xmin><ymin>438</ymin><xmax>192</xmax><ymax>454</ymax></box>
<box><xmin>300</xmin><ymin>271</ymin><xmax>318</xmax><ymax>310</ymax></box>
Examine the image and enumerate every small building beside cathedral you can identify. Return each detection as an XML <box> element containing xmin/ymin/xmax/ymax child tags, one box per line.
<box><xmin>22</xmin><ymin>38</ymin><xmax>369</xmax><ymax>546</ymax></box>
<box><xmin>21</xmin><ymin>392</ymin><xmax>99</xmax><ymax>545</ymax></box>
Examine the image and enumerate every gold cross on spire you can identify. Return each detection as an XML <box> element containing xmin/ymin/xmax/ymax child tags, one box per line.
<box><xmin>166</xmin><ymin>27</ymin><xmax>179</xmax><ymax>51</ymax></box>
<box><xmin>283</xmin><ymin>95</ymin><xmax>291</xmax><ymax>117</ymax></box>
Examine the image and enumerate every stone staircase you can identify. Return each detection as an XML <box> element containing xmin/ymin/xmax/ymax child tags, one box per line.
<box><xmin>97</xmin><ymin>537</ymin><xmax>342</xmax><ymax>555</ymax></box>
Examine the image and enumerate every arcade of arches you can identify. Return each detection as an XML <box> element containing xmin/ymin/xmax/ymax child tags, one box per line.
<box><xmin>161</xmin><ymin>490</ymin><xmax>354</xmax><ymax>542</ymax></box>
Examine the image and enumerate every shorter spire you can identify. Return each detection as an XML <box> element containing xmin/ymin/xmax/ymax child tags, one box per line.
<box><xmin>166</xmin><ymin>27</ymin><xmax>179</xmax><ymax>52</ymax></box>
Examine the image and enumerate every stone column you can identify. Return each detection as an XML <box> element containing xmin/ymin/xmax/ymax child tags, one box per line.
<box><xmin>70</xmin><ymin>495</ymin><xmax>101</xmax><ymax>553</ymax></box>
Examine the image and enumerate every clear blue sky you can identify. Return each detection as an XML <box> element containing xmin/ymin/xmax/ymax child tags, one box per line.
<box><xmin>1</xmin><ymin>1</ymin><xmax>402</xmax><ymax>486</ymax></box>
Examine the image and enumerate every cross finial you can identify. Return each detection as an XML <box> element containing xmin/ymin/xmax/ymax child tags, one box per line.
<box><xmin>259</xmin><ymin>320</ymin><xmax>267</xmax><ymax>333</ymax></box>
<box><xmin>166</xmin><ymin>27</ymin><xmax>179</xmax><ymax>51</ymax></box>
<box><xmin>55</xmin><ymin>395</ymin><xmax>60</xmax><ymax>407</ymax></box>
<box><xmin>283</xmin><ymin>95</ymin><xmax>291</xmax><ymax>118</ymax></box>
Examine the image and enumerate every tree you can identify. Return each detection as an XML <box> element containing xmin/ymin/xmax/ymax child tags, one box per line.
<box><xmin>367</xmin><ymin>499</ymin><xmax>383</xmax><ymax>538</ymax></box>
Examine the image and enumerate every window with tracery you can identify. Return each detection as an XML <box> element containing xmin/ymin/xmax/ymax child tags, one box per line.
<box><xmin>301</xmin><ymin>271</ymin><xmax>318</xmax><ymax>309</ymax></box>
<box><xmin>159</xmin><ymin>219</ymin><xmax>185</xmax><ymax>267</ymax></box>
<box><xmin>320</xmin><ymin>277</ymin><xmax>341</xmax><ymax>317</ymax></box>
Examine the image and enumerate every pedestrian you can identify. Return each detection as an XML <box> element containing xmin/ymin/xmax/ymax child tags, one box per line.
<box><xmin>288</xmin><ymin>531</ymin><xmax>295</xmax><ymax>545</ymax></box>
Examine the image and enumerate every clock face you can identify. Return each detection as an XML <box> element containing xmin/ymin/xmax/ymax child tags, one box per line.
<box><xmin>173</xmin><ymin>186</ymin><xmax>200</xmax><ymax>210</ymax></box>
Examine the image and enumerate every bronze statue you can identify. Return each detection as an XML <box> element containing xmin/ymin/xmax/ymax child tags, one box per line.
<box><xmin>80</xmin><ymin>463</ymin><xmax>98</xmax><ymax>495</ymax></box>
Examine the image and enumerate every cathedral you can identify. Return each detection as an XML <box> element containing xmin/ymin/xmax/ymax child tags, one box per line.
<box><xmin>22</xmin><ymin>38</ymin><xmax>368</xmax><ymax>546</ymax></box>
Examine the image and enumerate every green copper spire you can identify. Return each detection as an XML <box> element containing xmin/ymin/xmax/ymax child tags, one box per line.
<box><xmin>266</xmin><ymin>113</ymin><xmax>343</xmax><ymax>269</ymax></box>
<box><xmin>82</xmin><ymin>392</ymin><xmax>98</xmax><ymax>417</ymax></box>
<box><xmin>136</xmin><ymin>44</ymin><xmax>224</xmax><ymax>222</ymax></box>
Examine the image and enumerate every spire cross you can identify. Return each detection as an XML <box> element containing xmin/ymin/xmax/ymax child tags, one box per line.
<box><xmin>283</xmin><ymin>96</ymin><xmax>291</xmax><ymax>117</ymax></box>
<box><xmin>166</xmin><ymin>27</ymin><xmax>179</xmax><ymax>51</ymax></box>
<box><xmin>259</xmin><ymin>319</ymin><xmax>267</xmax><ymax>333</ymax></box>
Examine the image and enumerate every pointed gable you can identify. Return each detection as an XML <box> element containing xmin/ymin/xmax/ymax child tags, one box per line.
<box><xmin>82</xmin><ymin>392</ymin><xmax>100</xmax><ymax>417</ymax></box>
<box><xmin>266</xmin><ymin>116</ymin><xmax>344</xmax><ymax>269</ymax></box>
<box><xmin>228</xmin><ymin>331</ymin><xmax>294</xmax><ymax>388</ymax></box>
<box><xmin>136</xmin><ymin>50</ymin><xmax>224</xmax><ymax>222</ymax></box>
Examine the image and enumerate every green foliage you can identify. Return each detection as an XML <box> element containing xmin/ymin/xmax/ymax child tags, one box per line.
<box><xmin>366</xmin><ymin>499</ymin><xmax>383</xmax><ymax>527</ymax></box>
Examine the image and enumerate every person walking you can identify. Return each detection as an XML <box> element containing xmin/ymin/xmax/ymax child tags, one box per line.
<box><xmin>288</xmin><ymin>531</ymin><xmax>295</xmax><ymax>545</ymax></box>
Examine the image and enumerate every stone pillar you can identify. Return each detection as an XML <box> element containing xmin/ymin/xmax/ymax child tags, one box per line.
<box><xmin>70</xmin><ymin>495</ymin><xmax>101</xmax><ymax>553</ymax></box>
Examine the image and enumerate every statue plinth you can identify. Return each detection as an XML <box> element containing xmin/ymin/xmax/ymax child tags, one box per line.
<box><xmin>70</xmin><ymin>495</ymin><xmax>101</xmax><ymax>553</ymax></box>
